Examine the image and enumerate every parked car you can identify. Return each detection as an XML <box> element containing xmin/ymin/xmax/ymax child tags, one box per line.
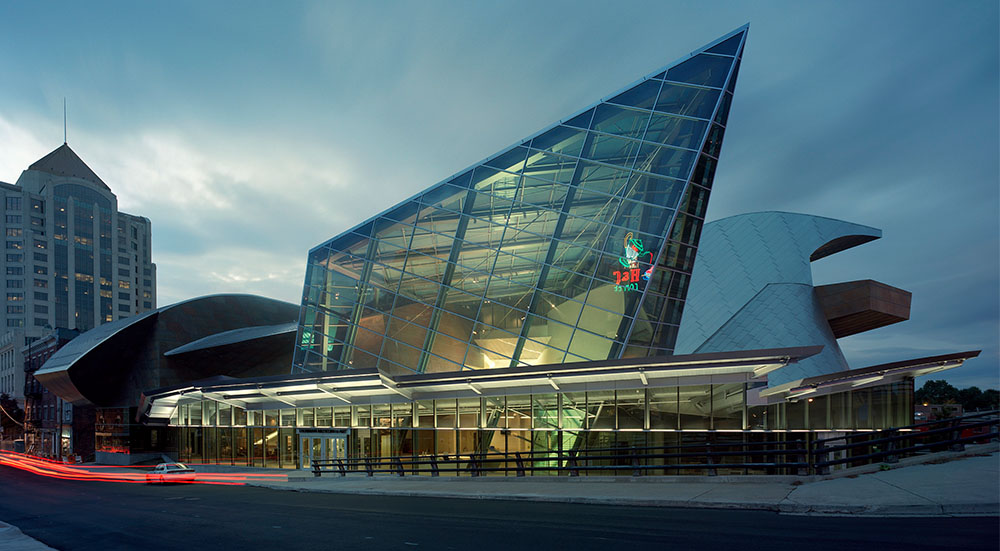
<box><xmin>146</xmin><ymin>462</ymin><xmax>196</xmax><ymax>484</ymax></box>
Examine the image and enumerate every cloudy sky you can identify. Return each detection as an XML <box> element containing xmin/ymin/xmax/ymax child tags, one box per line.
<box><xmin>0</xmin><ymin>1</ymin><xmax>996</xmax><ymax>389</ymax></box>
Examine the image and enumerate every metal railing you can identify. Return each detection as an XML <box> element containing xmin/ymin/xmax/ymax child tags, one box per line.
<box><xmin>810</xmin><ymin>410</ymin><xmax>998</xmax><ymax>475</ymax></box>
<box><xmin>312</xmin><ymin>439</ymin><xmax>809</xmax><ymax>478</ymax></box>
<box><xmin>310</xmin><ymin>411</ymin><xmax>999</xmax><ymax>478</ymax></box>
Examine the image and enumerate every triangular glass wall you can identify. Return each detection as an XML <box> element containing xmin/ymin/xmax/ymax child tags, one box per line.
<box><xmin>295</xmin><ymin>26</ymin><xmax>748</xmax><ymax>374</ymax></box>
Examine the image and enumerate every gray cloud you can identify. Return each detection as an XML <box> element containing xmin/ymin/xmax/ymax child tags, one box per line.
<box><xmin>0</xmin><ymin>0</ymin><xmax>995</xmax><ymax>388</ymax></box>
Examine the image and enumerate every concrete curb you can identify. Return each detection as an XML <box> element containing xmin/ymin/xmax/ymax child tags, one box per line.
<box><xmin>246</xmin><ymin>481</ymin><xmax>999</xmax><ymax>517</ymax></box>
<box><xmin>245</xmin><ymin>448</ymin><xmax>1000</xmax><ymax>518</ymax></box>
<box><xmin>246</xmin><ymin>481</ymin><xmax>788</xmax><ymax>512</ymax></box>
<box><xmin>0</xmin><ymin>521</ymin><xmax>56</xmax><ymax>551</ymax></box>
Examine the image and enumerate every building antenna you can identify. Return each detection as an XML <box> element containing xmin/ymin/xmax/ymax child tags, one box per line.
<box><xmin>63</xmin><ymin>98</ymin><xmax>67</xmax><ymax>144</ymax></box>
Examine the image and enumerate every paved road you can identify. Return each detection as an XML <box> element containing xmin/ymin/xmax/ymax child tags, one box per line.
<box><xmin>0</xmin><ymin>466</ymin><xmax>996</xmax><ymax>551</ymax></box>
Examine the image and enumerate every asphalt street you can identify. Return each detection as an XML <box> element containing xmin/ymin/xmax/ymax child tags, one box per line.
<box><xmin>0</xmin><ymin>465</ymin><xmax>996</xmax><ymax>551</ymax></box>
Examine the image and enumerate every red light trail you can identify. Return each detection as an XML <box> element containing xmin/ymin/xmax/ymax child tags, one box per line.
<box><xmin>0</xmin><ymin>451</ymin><xmax>287</xmax><ymax>486</ymax></box>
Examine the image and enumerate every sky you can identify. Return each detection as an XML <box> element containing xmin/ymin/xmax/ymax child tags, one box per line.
<box><xmin>0</xmin><ymin>1</ymin><xmax>996</xmax><ymax>390</ymax></box>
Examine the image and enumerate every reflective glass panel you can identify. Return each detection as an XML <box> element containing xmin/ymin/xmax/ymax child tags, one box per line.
<box><xmin>654</xmin><ymin>83</ymin><xmax>720</xmax><ymax>119</ymax></box>
<box><xmin>664</xmin><ymin>54</ymin><xmax>733</xmax><ymax>88</ymax></box>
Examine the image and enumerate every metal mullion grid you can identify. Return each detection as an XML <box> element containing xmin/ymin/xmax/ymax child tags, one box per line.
<box><xmin>569</xmin><ymin>106</ymin><xmax>669</xmax><ymax>357</ymax></box>
<box><xmin>603</xmin><ymin>95</ymin><xmax>715</xmax><ymax>123</ymax></box>
<box><xmin>341</xmin><ymin>234</ymin><xmax>391</xmax><ymax>368</ymax></box>
<box><xmin>301</xmin><ymin>258</ymin><xmax>362</xmax><ymax>371</ymax></box>
<box><xmin>415</xmin><ymin>184</ymin><xmax>481</xmax><ymax>372</ymax></box>
<box><xmin>658</xmin><ymin>76</ymin><xmax>726</xmax><ymax>92</ymax></box>
<box><xmin>506</xmin><ymin>159</ymin><xmax>599</xmax><ymax>367</ymax></box>
<box><xmin>619</xmin><ymin>30</ymin><xmax>746</xmax><ymax>356</ymax></box>
<box><xmin>576</xmin><ymin>156</ymin><xmax>691</xmax><ymax>196</ymax></box>
<box><xmin>581</xmin><ymin>126</ymin><xmax>705</xmax><ymax>158</ymax></box>
<box><xmin>460</xmin><ymin>157</ymin><xmax>535</xmax><ymax>370</ymax></box>
<box><xmin>590</xmin><ymin>101</ymin><xmax>659</xmax><ymax>143</ymax></box>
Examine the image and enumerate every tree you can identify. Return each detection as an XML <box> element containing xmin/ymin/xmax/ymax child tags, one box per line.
<box><xmin>0</xmin><ymin>393</ymin><xmax>24</xmax><ymax>439</ymax></box>
<box><xmin>915</xmin><ymin>380</ymin><xmax>1000</xmax><ymax>411</ymax></box>
<box><xmin>914</xmin><ymin>380</ymin><xmax>958</xmax><ymax>405</ymax></box>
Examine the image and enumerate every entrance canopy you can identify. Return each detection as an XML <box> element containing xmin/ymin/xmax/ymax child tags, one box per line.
<box><xmin>138</xmin><ymin>346</ymin><xmax>820</xmax><ymax>424</ymax></box>
<box><xmin>758</xmin><ymin>351</ymin><xmax>980</xmax><ymax>402</ymax></box>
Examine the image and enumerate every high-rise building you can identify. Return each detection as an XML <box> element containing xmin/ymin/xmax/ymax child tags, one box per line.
<box><xmin>0</xmin><ymin>143</ymin><xmax>156</xmax><ymax>334</ymax></box>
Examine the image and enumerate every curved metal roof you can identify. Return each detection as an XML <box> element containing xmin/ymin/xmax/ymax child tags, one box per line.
<box><xmin>164</xmin><ymin>322</ymin><xmax>298</xmax><ymax>356</ymax></box>
<box><xmin>676</xmin><ymin>211</ymin><xmax>881</xmax><ymax>356</ymax></box>
<box><xmin>34</xmin><ymin>294</ymin><xmax>298</xmax><ymax>407</ymax></box>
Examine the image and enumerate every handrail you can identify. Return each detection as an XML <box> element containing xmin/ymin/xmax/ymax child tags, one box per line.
<box><xmin>307</xmin><ymin>412</ymin><xmax>998</xmax><ymax>478</ymax></box>
<box><xmin>310</xmin><ymin>439</ymin><xmax>810</xmax><ymax>478</ymax></box>
<box><xmin>811</xmin><ymin>410</ymin><xmax>998</xmax><ymax>445</ymax></box>
<box><xmin>810</xmin><ymin>411</ymin><xmax>998</xmax><ymax>475</ymax></box>
<box><xmin>814</xmin><ymin>431</ymin><xmax>999</xmax><ymax>468</ymax></box>
<box><xmin>815</xmin><ymin>418</ymin><xmax>998</xmax><ymax>455</ymax></box>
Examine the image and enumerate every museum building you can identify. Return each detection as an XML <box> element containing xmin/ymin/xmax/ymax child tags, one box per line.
<box><xmin>42</xmin><ymin>26</ymin><xmax>979</xmax><ymax>470</ymax></box>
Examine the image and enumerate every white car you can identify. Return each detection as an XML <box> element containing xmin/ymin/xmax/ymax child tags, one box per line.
<box><xmin>146</xmin><ymin>462</ymin><xmax>196</xmax><ymax>484</ymax></box>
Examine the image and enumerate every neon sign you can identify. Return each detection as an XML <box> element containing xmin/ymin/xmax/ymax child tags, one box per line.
<box><xmin>613</xmin><ymin>232</ymin><xmax>654</xmax><ymax>292</ymax></box>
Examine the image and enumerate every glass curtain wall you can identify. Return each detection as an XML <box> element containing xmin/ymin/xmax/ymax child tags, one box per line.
<box><xmin>172</xmin><ymin>379</ymin><xmax>913</xmax><ymax>470</ymax></box>
<box><xmin>292</xmin><ymin>32</ymin><xmax>747</xmax><ymax>376</ymax></box>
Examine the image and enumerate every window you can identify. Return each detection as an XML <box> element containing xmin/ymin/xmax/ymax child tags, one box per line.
<box><xmin>6</xmin><ymin>319</ymin><xmax>23</xmax><ymax>328</ymax></box>
<box><xmin>34</xmin><ymin>318</ymin><xmax>48</xmax><ymax>327</ymax></box>
<box><xmin>31</xmin><ymin>199</ymin><xmax>43</xmax><ymax>214</ymax></box>
<box><xmin>33</xmin><ymin>252</ymin><xmax>46</xmax><ymax>262</ymax></box>
<box><xmin>118</xmin><ymin>280</ymin><xmax>130</xmax><ymax>289</ymax></box>
<box><xmin>33</xmin><ymin>240</ymin><xmax>46</xmax><ymax>250</ymax></box>
<box><xmin>6</xmin><ymin>197</ymin><xmax>21</xmax><ymax>211</ymax></box>
<box><xmin>5</xmin><ymin>254</ymin><xmax>21</xmax><ymax>262</ymax></box>
<box><xmin>33</xmin><ymin>280</ymin><xmax>47</xmax><ymax>289</ymax></box>
<box><xmin>143</xmin><ymin>279</ymin><xmax>151</xmax><ymax>287</ymax></box>
<box><xmin>143</xmin><ymin>268</ymin><xmax>151</xmax><ymax>276</ymax></box>
<box><xmin>143</xmin><ymin>301</ymin><xmax>152</xmax><ymax>309</ymax></box>
<box><xmin>6</xmin><ymin>293</ymin><xmax>22</xmax><ymax>301</ymax></box>
<box><xmin>5</xmin><ymin>229</ymin><xmax>22</xmax><ymax>237</ymax></box>
<box><xmin>7</xmin><ymin>306</ymin><xmax>23</xmax><ymax>314</ymax></box>
<box><xmin>5</xmin><ymin>267</ymin><xmax>22</xmax><ymax>275</ymax></box>
<box><xmin>118</xmin><ymin>292</ymin><xmax>130</xmax><ymax>301</ymax></box>
<box><xmin>33</xmin><ymin>292</ymin><xmax>47</xmax><ymax>301</ymax></box>
<box><xmin>5</xmin><ymin>215</ymin><xmax>21</xmax><ymax>224</ymax></box>
<box><xmin>118</xmin><ymin>256</ymin><xmax>129</xmax><ymax>264</ymax></box>
<box><xmin>34</xmin><ymin>305</ymin><xmax>47</xmax><ymax>314</ymax></box>
<box><xmin>6</xmin><ymin>241</ymin><xmax>22</xmax><ymax>250</ymax></box>
<box><xmin>118</xmin><ymin>304</ymin><xmax>130</xmax><ymax>312</ymax></box>
<box><xmin>6</xmin><ymin>280</ymin><xmax>22</xmax><ymax>288</ymax></box>
<box><xmin>118</xmin><ymin>268</ymin><xmax>129</xmax><ymax>277</ymax></box>
<box><xmin>34</xmin><ymin>266</ymin><xmax>46</xmax><ymax>275</ymax></box>
<box><xmin>30</xmin><ymin>217</ymin><xmax>43</xmax><ymax>227</ymax></box>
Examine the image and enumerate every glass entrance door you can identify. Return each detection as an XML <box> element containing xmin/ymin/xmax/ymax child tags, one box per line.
<box><xmin>299</xmin><ymin>432</ymin><xmax>348</xmax><ymax>469</ymax></box>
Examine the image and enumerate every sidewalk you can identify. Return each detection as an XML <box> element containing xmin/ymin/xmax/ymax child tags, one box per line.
<box><xmin>0</xmin><ymin>522</ymin><xmax>55</xmax><ymax>551</ymax></box>
<box><xmin>1</xmin><ymin>446</ymin><xmax>995</xmax><ymax>549</ymax></box>
<box><xmin>247</xmin><ymin>443</ymin><xmax>1000</xmax><ymax>517</ymax></box>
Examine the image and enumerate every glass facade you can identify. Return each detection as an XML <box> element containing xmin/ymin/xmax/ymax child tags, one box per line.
<box><xmin>293</xmin><ymin>30</ymin><xmax>746</xmax><ymax>376</ymax></box>
<box><xmin>173</xmin><ymin>381</ymin><xmax>913</xmax><ymax>470</ymax></box>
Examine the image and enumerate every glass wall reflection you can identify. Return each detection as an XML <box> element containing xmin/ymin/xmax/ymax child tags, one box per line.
<box><xmin>172</xmin><ymin>379</ymin><xmax>913</xmax><ymax>471</ymax></box>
